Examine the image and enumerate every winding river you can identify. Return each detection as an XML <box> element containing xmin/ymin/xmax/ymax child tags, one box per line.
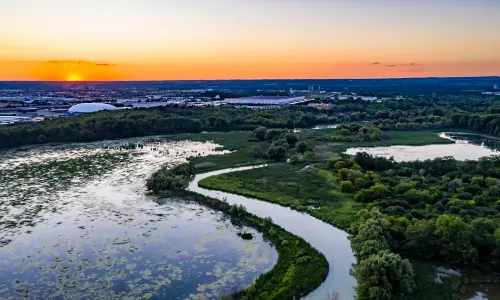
<box><xmin>188</xmin><ymin>166</ymin><xmax>356</xmax><ymax>300</ymax></box>
<box><xmin>4</xmin><ymin>131</ymin><xmax>499</xmax><ymax>299</ymax></box>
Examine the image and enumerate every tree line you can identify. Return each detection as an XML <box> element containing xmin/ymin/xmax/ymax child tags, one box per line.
<box><xmin>0</xmin><ymin>106</ymin><xmax>359</xmax><ymax>150</ymax></box>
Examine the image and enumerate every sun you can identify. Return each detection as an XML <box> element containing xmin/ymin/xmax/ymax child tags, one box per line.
<box><xmin>66</xmin><ymin>74</ymin><xmax>83</xmax><ymax>82</ymax></box>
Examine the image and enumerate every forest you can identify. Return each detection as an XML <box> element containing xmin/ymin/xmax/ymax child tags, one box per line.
<box><xmin>0</xmin><ymin>106</ymin><xmax>353</xmax><ymax>150</ymax></box>
<box><xmin>325</xmin><ymin>152</ymin><xmax>500</xmax><ymax>299</ymax></box>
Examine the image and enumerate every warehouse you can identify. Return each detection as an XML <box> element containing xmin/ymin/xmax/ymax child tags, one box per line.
<box><xmin>217</xmin><ymin>96</ymin><xmax>311</xmax><ymax>106</ymax></box>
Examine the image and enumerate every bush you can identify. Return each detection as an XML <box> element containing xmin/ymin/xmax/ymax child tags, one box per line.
<box><xmin>265</xmin><ymin>129</ymin><xmax>283</xmax><ymax>142</ymax></box>
<box><xmin>252</xmin><ymin>126</ymin><xmax>267</xmax><ymax>141</ymax></box>
<box><xmin>340</xmin><ymin>181</ymin><xmax>355</xmax><ymax>193</ymax></box>
<box><xmin>296</xmin><ymin>141</ymin><xmax>310</xmax><ymax>154</ymax></box>
<box><xmin>285</xmin><ymin>133</ymin><xmax>299</xmax><ymax>146</ymax></box>
<box><xmin>289</xmin><ymin>155</ymin><xmax>300</xmax><ymax>165</ymax></box>
<box><xmin>267</xmin><ymin>146</ymin><xmax>287</xmax><ymax>162</ymax></box>
<box><xmin>249</xmin><ymin>145</ymin><xmax>266</xmax><ymax>158</ymax></box>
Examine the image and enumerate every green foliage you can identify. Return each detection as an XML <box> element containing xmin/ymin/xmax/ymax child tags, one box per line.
<box><xmin>340</xmin><ymin>181</ymin><xmax>355</xmax><ymax>193</ymax></box>
<box><xmin>146</xmin><ymin>163</ymin><xmax>194</xmax><ymax>192</ymax></box>
<box><xmin>285</xmin><ymin>133</ymin><xmax>299</xmax><ymax>146</ymax></box>
<box><xmin>350</xmin><ymin>209</ymin><xmax>391</xmax><ymax>260</ymax></box>
<box><xmin>289</xmin><ymin>155</ymin><xmax>300</xmax><ymax>165</ymax></box>
<box><xmin>169</xmin><ymin>190</ymin><xmax>329</xmax><ymax>300</ymax></box>
<box><xmin>267</xmin><ymin>146</ymin><xmax>287</xmax><ymax>162</ymax></box>
<box><xmin>435</xmin><ymin>215</ymin><xmax>478</xmax><ymax>265</ymax></box>
<box><xmin>350</xmin><ymin>209</ymin><xmax>416</xmax><ymax>300</ymax></box>
<box><xmin>252</xmin><ymin>126</ymin><xmax>267</xmax><ymax>141</ymax></box>
<box><xmin>296</xmin><ymin>141</ymin><xmax>310</xmax><ymax>154</ymax></box>
<box><xmin>0</xmin><ymin>106</ymin><xmax>336</xmax><ymax>150</ymax></box>
<box><xmin>265</xmin><ymin>129</ymin><xmax>284</xmax><ymax>142</ymax></box>
<box><xmin>328</xmin><ymin>125</ymin><xmax>383</xmax><ymax>142</ymax></box>
<box><xmin>403</xmin><ymin>189</ymin><xmax>434</xmax><ymax>204</ymax></box>
<box><xmin>198</xmin><ymin>164</ymin><xmax>359</xmax><ymax>230</ymax></box>
<box><xmin>354</xmin><ymin>184</ymin><xmax>390</xmax><ymax>203</ymax></box>
<box><xmin>354</xmin><ymin>251</ymin><xmax>415</xmax><ymax>300</ymax></box>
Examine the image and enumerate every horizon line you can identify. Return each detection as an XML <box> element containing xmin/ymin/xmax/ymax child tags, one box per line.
<box><xmin>1</xmin><ymin>75</ymin><xmax>499</xmax><ymax>83</ymax></box>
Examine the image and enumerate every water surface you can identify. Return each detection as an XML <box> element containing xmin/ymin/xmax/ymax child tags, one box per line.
<box><xmin>0</xmin><ymin>138</ymin><xmax>277</xmax><ymax>299</ymax></box>
<box><xmin>188</xmin><ymin>166</ymin><xmax>356</xmax><ymax>300</ymax></box>
<box><xmin>346</xmin><ymin>132</ymin><xmax>500</xmax><ymax>161</ymax></box>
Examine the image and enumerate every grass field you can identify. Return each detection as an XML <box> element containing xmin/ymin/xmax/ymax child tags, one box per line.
<box><xmin>167</xmin><ymin>131</ymin><xmax>268</xmax><ymax>172</ymax></box>
<box><xmin>199</xmin><ymin>163</ymin><xmax>361</xmax><ymax>230</ymax></box>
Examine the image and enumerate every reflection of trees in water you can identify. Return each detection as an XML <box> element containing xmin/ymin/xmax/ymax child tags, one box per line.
<box><xmin>447</xmin><ymin>133</ymin><xmax>500</xmax><ymax>152</ymax></box>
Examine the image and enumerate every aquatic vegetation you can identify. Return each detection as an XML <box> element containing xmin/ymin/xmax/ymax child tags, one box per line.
<box><xmin>156</xmin><ymin>189</ymin><xmax>329</xmax><ymax>300</ymax></box>
<box><xmin>0</xmin><ymin>138</ymin><xmax>273</xmax><ymax>299</ymax></box>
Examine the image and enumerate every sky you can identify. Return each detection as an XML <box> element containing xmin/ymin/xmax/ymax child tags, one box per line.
<box><xmin>1</xmin><ymin>0</ymin><xmax>499</xmax><ymax>81</ymax></box>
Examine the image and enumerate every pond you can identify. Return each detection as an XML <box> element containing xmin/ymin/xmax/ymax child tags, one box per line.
<box><xmin>0</xmin><ymin>138</ymin><xmax>277</xmax><ymax>299</ymax></box>
<box><xmin>345</xmin><ymin>132</ymin><xmax>500</xmax><ymax>161</ymax></box>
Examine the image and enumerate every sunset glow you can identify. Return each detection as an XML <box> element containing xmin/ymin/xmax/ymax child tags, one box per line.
<box><xmin>1</xmin><ymin>0</ymin><xmax>499</xmax><ymax>80</ymax></box>
<box><xmin>66</xmin><ymin>74</ymin><xmax>83</xmax><ymax>82</ymax></box>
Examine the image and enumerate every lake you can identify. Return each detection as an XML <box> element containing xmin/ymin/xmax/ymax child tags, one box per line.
<box><xmin>346</xmin><ymin>132</ymin><xmax>500</xmax><ymax>161</ymax></box>
<box><xmin>0</xmin><ymin>138</ymin><xmax>277</xmax><ymax>299</ymax></box>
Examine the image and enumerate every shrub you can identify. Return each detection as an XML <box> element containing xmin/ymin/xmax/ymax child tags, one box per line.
<box><xmin>252</xmin><ymin>126</ymin><xmax>267</xmax><ymax>141</ymax></box>
<box><xmin>340</xmin><ymin>181</ymin><xmax>355</xmax><ymax>193</ymax></box>
<box><xmin>296</xmin><ymin>141</ymin><xmax>310</xmax><ymax>154</ymax></box>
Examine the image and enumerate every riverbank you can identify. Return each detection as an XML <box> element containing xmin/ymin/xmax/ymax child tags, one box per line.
<box><xmin>198</xmin><ymin>163</ymin><xmax>359</xmax><ymax>230</ymax></box>
<box><xmin>150</xmin><ymin>189</ymin><xmax>330</xmax><ymax>299</ymax></box>
<box><xmin>167</xmin><ymin>130</ymin><xmax>452</xmax><ymax>174</ymax></box>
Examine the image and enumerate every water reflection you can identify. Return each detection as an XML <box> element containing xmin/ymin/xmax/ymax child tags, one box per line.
<box><xmin>464</xmin><ymin>283</ymin><xmax>500</xmax><ymax>300</ymax></box>
<box><xmin>0</xmin><ymin>139</ymin><xmax>277</xmax><ymax>299</ymax></box>
<box><xmin>346</xmin><ymin>132</ymin><xmax>500</xmax><ymax>162</ymax></box>
<box><xmin>189</xmin><ymin>166</ymin><xmax>357</xmax><ymax>300</ymax></box>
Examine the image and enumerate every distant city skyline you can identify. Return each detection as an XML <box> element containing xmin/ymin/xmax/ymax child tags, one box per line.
<box><xmin>1</xmin><ymin>0</ymin><xmax>499</xmax><ymax>81</ymax></box>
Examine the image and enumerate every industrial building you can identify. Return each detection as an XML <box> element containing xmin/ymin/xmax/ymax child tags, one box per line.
<box><xmin>217</xmin><ymin>96</ymin><xmax>311</xmax><ymax>106</ymax></box>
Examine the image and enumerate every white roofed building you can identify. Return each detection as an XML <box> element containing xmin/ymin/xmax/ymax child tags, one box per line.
<box><xmin>68</xmin><ymin>103</ymin><xmax>117</xmax><ymax>114</ymax></box>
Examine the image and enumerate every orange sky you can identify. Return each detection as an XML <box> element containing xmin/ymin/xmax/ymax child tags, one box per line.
<box><xmin>2</xmin><ymin>60</ymin><xmax>499</xmax><ymax>81</ymax></box>
<box><xmin>1</xmin><ymin>0</ymin><xmax>499</xmax><ymax>81</ymax></box>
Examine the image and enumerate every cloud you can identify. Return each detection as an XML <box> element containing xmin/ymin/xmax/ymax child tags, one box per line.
<box><xmin>381</xmin><ymin>63</ymin><xmax>424</xmax><ymax>68</ymax></box>
<box><xmin>96</xmin><ymin>63</ymin><xmax>116</xmax><ymax>67</ymax></box>
<box><xmin>41</xmin><ymin>60</ymin><xmax>115</xmax><ymax>67</ymax></box>
<box><xmin>370</xmin><ymin>62</ymin><xmax>381</xmax><ymax>65</ymax></box>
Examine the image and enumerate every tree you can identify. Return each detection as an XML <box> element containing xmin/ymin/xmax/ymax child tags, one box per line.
<box><xmin>267</xmin><ymin>146</ymin><xmax>287</xmax><ymax>162</ymax></box>
<box><xmin>354</xmin><ymin>184</ymin><xmax>390</xmax><ymax>203</ymax></box>
<box><xmin>354</xmin><ymin>251</ymin><xmax>415</xmax><ymax>300</ymax></box>
<box><xmin>403</xmin><ymin>189</ymin><xmax>433</xmax><ymax>204</ymax></box>
<box><xmin>265</xmin><ymin>129</ymin><xmax>283</xmax><ymax>142</ymax></box>
<box><xmin>285</xmin><ymin>133</ymin><xmax>299</xmax><ymax>146</ymax></box>
<box><xmin>350</xmin><ymin>209</ymin><xmax>391</xmax><ymax>260</ymax></box>
<box><xmin>435</xmin><ymin>215</ymin><xmax>478</xmax><ymax>265</ymax></box>
<box><xmin>252</xmin><ymin>126</ymin><xmax>267</xmax><ymax>141</ymax></box>
<box><xmin>249</xmin><ymin>145</ymin><xmax>266</xmax><ymax>158</ymax></box>
<box><xmin>347</xmin><ymin>169</ymin><xmax>364</xmax><ymax>182</ymax></box>
<box><xmin>289</xmin><ymin>155</ymin><xmax>300</xmax><ymax>165</ymax></box>
<box><xmin>405</xmin><ymin>219</ymin><xmax>438</xmax><ymax>259</ymax></box>
<box><xmin>340</xmin><ymin>181</ymin><xmax>354</xmax><ymax>193</ymax></box>
<box><xmin>296</xmin><ymin>141</ymin><xmax>309</xmax><ymax>154</ymax></box>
